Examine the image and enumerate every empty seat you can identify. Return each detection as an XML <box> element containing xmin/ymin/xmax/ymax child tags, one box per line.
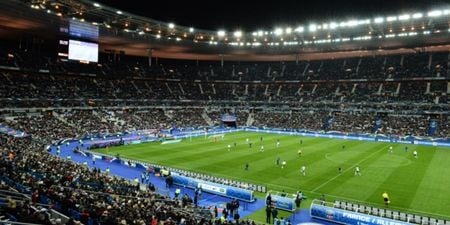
<box><xmin>414</xmin><ymin>215</ymin><xmax>422</xmax><ymax>224</ymax></box>
<box><xmin>385</xmin><ymin>210</ymin><xmax>392</xmax><ymax>218</ymax></box>
<box><xmin>392</xmin><ymin>212</ymin><xmax>399</xmax><ymax>220</ymax></box>
<box><xmin>346</xmin><ymin>202</ymin><xmax>353</xmax><ymax>210</ymax></box>
<box><xmin>340</xmin><ymin>201</ymin><xmax>346</xmax><ymax>209</ymax></box>
<box><xmin>372</xmin><ymin>208</ymin><xmax>379</xmax><ymax>216</ymax></box>
<box><xmin>334</xmin><ymin>200</ymin><xmax>340</xmax><ymax>208</ymax></box>
<box><xmin>399</xmin><ymin>213</ymin><xmax>407</xmax><ymax>221</ymax></box>
<box><xmin>437</xmin><ymin>219</ymin><xmax>445</xmax><ymax>225</ymax></box>
<box><xmin>406</xmin><ymin>214</ymin><xmax>414</xmax><ymax>223</ymax></box>
<box><xmin>428</xmin><ymin>218</ymin><xmax>437</xmax><ymax>225</ymax></box>
<box><xmin>378</xmin><ymin>209</ymin><xmax>385</xmax><ymax>217</ymax></box>
<box><xmin>422</xmin><ymin>217</ymin><xmax>430</xmax><ymax>225</ymax></box>
<box><xmin>356</xmin><ymin>204</ymin><xmax>364</xmax><ymax>213</ymax></box>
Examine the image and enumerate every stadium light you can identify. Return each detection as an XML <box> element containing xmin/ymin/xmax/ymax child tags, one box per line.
<box><xmin>93</xmin><ymin>3</ymin><xmax>101</xmax><ymax>7</ymax></box>
<box><xmin>168</xmin><ymin>23</ymin><xmax>175</xmax><ymax>29</ymax></box>
<box><xmin>274</xmin><ymin>28</ymin><xmax>283</xmax><ymax>36</ymax></box>
<box><xmin>386</xmin><ymin>16</ymin><xmax>397</xmax><ymax>22</ymax></box>
<box><xmin>295</xmin><ymin>26</ymin><xmax>304</xmax><ymax>33</ymax></box>
<box><xmin>309</xmin><ymin>24</ymin><xmax>317</xmax><ymax>32</ymax></box>
<box><xmin>116</xmin><ymin>10</ymin><xmax>122</xmax><ymax>15</ymax></box>
<box><xmin>257</xmin><ymin>30</ymin><xmax>264</xmax><ymax>36</ymax></box>
<box><xmin>374</xmin><ymin>17</ymin><xmax>384</xmax><ymax>23</ymax></box>
<box><xmin>189</xmin><ymin>27</ymin><xmax>194</xmax><ymax>33</ymax></box>
<box><xmin>346</xmin><ymin>20</ymin><xmax>358</xmax><ymax>27</ymax></box>
<box><xmin>329</xmin><ymin>22</ymin><xmax>338</xmax><ymax>29</ymax></box>
<box><xmin>285</xmin><ymin>27</ymin><xmax>292</xmax><ymax>34</ymax></box>
<box><xmin>398</xmin><ymin>14</ymin><xmax>410</xmax><ymax>20</ymax></box>
<box><xmin>412</xmin><ymin>13</ymin><xmax>423</xmax><ymax>19</ymax></box>
<box><xmin>428</xmin><ymin>10</ymin><xmax>443</xmax><ymax>17</ymax></box>
<box><xmin>217</xmin><ymin>30</ymin><xmax>226</xmax><ymax>37</ymax></box>
<box><xmin>233</xmin><ymin>31</ymin><xmax>242</xmax><ymax>38</ymax></box>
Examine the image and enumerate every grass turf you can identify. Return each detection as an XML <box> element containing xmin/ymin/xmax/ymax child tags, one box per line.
<box><xmin>94</xmin><ymin>131</ymin><xmax>450</xmax><ymax>219</ymax></box>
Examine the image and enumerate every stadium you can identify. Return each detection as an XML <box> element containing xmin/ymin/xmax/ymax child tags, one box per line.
<box><xmin>0</xmin><ymin>0</ymin><xmax>449</xmax><ymax>225</ymax></box>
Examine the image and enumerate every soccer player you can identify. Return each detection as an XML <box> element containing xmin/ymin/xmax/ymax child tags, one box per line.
<box><xmin>404</xmin><ymin>146</ymin><xmax>408</xmax><ymax>152</ymax></box>
<box><xmin>300</xmin><ymin>139</ymin><xmax>303</xmax><ymax>145</ymax></box>
<box><xmin>413</xmin><ymin>150</ymin><xmax>418</xmax><ymax>158</ymax></box>
<box><xmin>260</xmin><ymin>145</ymin><xmax>265</xmax><ymax>152</ymax></box>
<box><xmin>249</xmin><ymin>142</ymin><xmax>252</xmax><ymax>148</ymax></box>
<box><xmin>298</xmin><ymin>149</ymin><xmax>302</xmax><ymax>157</ymax></box>
<box><xmin>354</xmin><ymin>166</ymin><xmax>361</xmax><ymax>176</ymax></box>
<box><xmin>246</xmin><ymin>138</ymin><xmax>249</xmax><ymax>143</ymax></box>
<box><xmin>228</xmin><ymin>144</ymin><xmax>231</xmax><ymax>151</ymax></box>
<box><xmin>300</xmin><ymin>165</ymin><xmax>306</xmax><ymax>176</ymax></box>
<box><xmin>389</xmin><ymin>146</ymin><xmax>393</xmax><ymax>153</ymax></box>
<box><xmin>276</xmin><ymin>140</ymin><xmax>280</xmax><ymax>148</ymax></box>
<box><xmin>338</xmin><ymin>167</ymin><xmax>342</xmax><ymax>174</ymax></box>
<box><xmin>245</xmin><ymin>163</ymin><xmax>249</xmax><ymax>170</ymax></box>
<box><xmin>281</xmin><ymin>160</ymin><xmax>287</xmax><ymax>169</ymax></box>
<box><xmin>276</xmin><ymin>157</ymin><xmax>280</xmax><ymax>165</ymax></box>
<box><xmin>382</xmin><ymin>191</ymin><xmax>390</xmax><ymax>207</ymax></box>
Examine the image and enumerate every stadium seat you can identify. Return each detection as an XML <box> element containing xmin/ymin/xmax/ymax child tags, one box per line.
<box><xmin>399</xmin><ymin>212</ymin><xmax>407</xmax><ymax>221</ymax></box>
<box><xmin>372</xmin><ymin>208</ymin><xmax>379</xmax><ymax>216</ymax></box>
<box><xmin>333</xmin><ymin>200</ymin><xmax>340</xmax><ymax>208</ymax></box>
<box><xmin>378</xmin><ymin>208</ymin><xmax>385</xmax><ymax>217</ymax></box>
<box><xmin>340</xmin><ymin>201</ymin><xmax>346</xmax><ymax>209</ymax></box>
<box><xmin>392</xmin><ymin>211</ymin><xmax>399</xmax><ymax>220</ymax></box>
<box><xmin>422</xmin><ymin>217</ymin><xmax>430</xmax><ymax>225</ymax></box>
<box><xmin>364</xmin><ymin>206</ymin><xmax>372</xmax><ymax>214</ymax></box>
<box><xmin>346</xmin><ymin>202</ymin><xmax>353</xmax><ymax>210</ymax></box>
<box><xmin>356</xmin><ymin>204</ymin><xmax>364</xmax><ymax>213</ymax></box>
<box><xmin>437</xmin><ymin>219</ymin><xmax>445</xmax><ymax>225</ymax></box>
<box><xmin>385</xmin><ymin>210</ymin><xmax>392</xmax><ymax>218</ymax></box>
<box><xmin>428</xmin><ymin>218</ymin><xmax>437</xmax><ymax>225</ymax></box>
<box><xmin>413</xmin><ymin>215</ymin><xmax>422</xmax><ymax>224</ymax></box>
<box><xmin>406</xmin><ymin>214</ymin><xmax>414</xmax><ymax>223</ymax></box>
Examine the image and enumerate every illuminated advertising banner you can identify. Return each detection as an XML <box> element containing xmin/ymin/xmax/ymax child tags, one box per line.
<box><xmin>311</xmin><ymin>203</ymin><xmax>412</xmax><ymax>225</ymax></box>
<box><xmin>172</xmin><ymin>173</ymin><xmax>254</xmax><ymax>202</ymax></box>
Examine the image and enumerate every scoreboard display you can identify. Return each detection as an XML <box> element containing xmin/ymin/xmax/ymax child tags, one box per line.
<box><xmin>58</xmin><ymin>19</ymin><xmax>99</xmax><ymax>63</ymax></box>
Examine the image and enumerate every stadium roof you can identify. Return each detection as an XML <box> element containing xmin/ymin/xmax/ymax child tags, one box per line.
<box><xmin>1</xmin><ymin>0</ymin><xmax>450</xmax><ymax>61</ymax></box>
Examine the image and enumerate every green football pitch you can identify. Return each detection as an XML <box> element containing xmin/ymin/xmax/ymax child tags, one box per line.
<box><xmin>95</xmin><ymin>131</ymin><xmax>450</xmax><ymax>219</ymax></box>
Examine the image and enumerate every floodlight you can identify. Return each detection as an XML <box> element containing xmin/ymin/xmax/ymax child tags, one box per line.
<box><xmin>217</xmin><ymin>30</ymin><xmax>226</xmax><ymax>37</ymax></box>
<box><xmin>398</xmin><ymin>14</ymin><xmax>410</xmax><ymax>20</ymax></box>
<box><xmin>412</xmin><ymin>13</ymin><xmax>423</xmax><ymax>19</ymax></box>
<box><xmin>295</xmin><ymin>26</ymin><xmax>304</xmax><ymax>32</ymax></box>
<box><xmin>374</xmin><ymin>17</ymin><xmax>384</xmax><ymax>23</ymax></box>
<box><xmin>274</xmin><ymin>28</ymin><xmax>283</xmax><ymax>36</ymax></box>
<box><xmin>428</xmin><ymin>10</ymin><xmax>442</xmax><ymax>17</ymax></box>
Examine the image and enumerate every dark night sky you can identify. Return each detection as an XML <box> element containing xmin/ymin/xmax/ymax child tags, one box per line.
<box><xmin>95</xmin><ymin>0</ymin><xmax>448</xmax><ymax>31</ymax></box>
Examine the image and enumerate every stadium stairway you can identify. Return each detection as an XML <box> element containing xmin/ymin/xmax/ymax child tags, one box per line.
<box><xmin>52</xmin><ymin>140</ymin><xmax>331</xmax><ymax>225</ymax></box>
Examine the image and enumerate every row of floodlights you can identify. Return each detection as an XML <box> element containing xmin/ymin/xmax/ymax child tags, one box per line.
<box><xmin>222</xmin><ymin>29</ymin><xmax>448</xmax><ymax>46</ymax></box>
<box><xmin>32</xmin><ymin>2</ymin><xmax>450</xmax><ymax>41</ymax></box>
<box><xmin>89</xmin><ymin>3</ymin><xmax>450</xmax><ymax>36</ymax></box>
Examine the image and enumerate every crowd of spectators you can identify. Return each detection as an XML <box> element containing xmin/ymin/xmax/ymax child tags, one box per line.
<box><xmin>0</xmin><ymin>134</ymin><xmax>219</xmax><ymax>225</ymax></box>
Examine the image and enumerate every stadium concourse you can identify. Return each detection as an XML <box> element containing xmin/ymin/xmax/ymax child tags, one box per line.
<box><xmin>48</xmin><ymin>139</ymin><xmax>334</xmax><ymax>225</ymax></box>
